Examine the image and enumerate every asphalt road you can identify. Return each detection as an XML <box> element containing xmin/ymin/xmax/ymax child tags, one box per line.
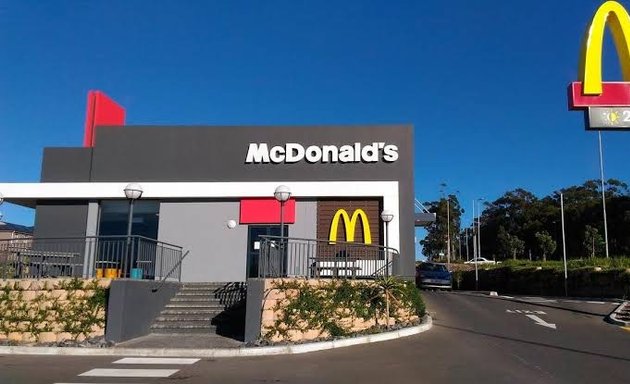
<box><xmin>0</xmin><ymin>292</ymin><xmax>628</xmax><ymax>384</ymax></box>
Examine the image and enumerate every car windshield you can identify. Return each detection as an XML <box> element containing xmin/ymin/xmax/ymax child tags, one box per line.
<box><xmin>420</xmin><ymin>263</ymin><xmax>448</xmax><ymax>272</ymax></box>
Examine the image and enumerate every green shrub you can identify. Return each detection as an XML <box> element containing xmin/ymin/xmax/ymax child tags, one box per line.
<box><xmin>263</xmin><ymin>278</ymin><xmax>425</xmax><ymax>341</ymax></box>
<box><xmin>0</xmin><ymin>278</ymin><xmax>108</xmax><ymax>341</ymax></box>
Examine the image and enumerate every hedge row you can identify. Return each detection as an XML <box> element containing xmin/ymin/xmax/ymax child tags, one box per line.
<box><xmin>453</xmin><ymin>267</ymin><xmax>630</xmax><ymax>298</ymax></box>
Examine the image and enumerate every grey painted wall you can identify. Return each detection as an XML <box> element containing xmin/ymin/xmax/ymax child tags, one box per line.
<box><xmin>33</xmin><ymin>202</ymin><xmax>89</xmax><ymax>239</ymax></box>
<box><xmin>158</xmin><ymin>201</ymin><xmax>249</xmax><ymax>282</ymax></box>
<box><xmin>105</xmin><ymin>280</ymin><xmax>180</xmax><ymax>342</ymax></box>
<box><xmin>286</xmin><ymin>200</ymin><xmax>317</xmax><ymax>276</ymax></box>
<box><xmin>244</xmin><ymin>278</ymin><xmax>265</xmax><ymax>342</ymax></box>
<box><xmin>289</xmin><ymin>200</ymin><xmax>317</xmax><ymax>239</ymax></box>
<box><xmin>41</xmin><ymin>148</ymin><xmax>92</xmax><ymax>182</ymax></box>
<box><xmin>83</xmin><ymin>202</ymin><xmax>99</xmax><ymax>276</ymax></box>
<box><xmin>157</xmin><ymin>200</ymin><xmax>317</xmax><ymax>282</ymax></box>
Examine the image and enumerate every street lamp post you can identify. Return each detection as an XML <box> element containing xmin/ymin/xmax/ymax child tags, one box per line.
<box><xmin>446</xmin><ymin>197</ymin><xmax>451</xmax><ymax>265</ymax></box>
<box><xmin>274</xmin><ymin>185</ymin><xmax>291</xmax><ymax>277</ymax></box>
<box><xmin>472</xmin><ymin>200</ymin><xmax>478</xmax><ymax>289</ymax></box>
<box><xmin>274</xmin><ymin>185</ymin><xmax>291</xmax><ymax>239</ymax></box>
<box><xmin>124</xmin><ymin>183</ymin><xmax>143</xmax><ymax>277</ymax></box>
<box><xmin>476</xmin><ymin>198</ymin><xmax>485</xmax><ymax>259</ymax></box>
<box><xmin>381</xmin><ymin>210</ymin><xmax>394</xmax><ymax>277</ymax></box>
<box><xmin>597</xmin><ymin>131</ymin><xmax>610</xmax><ymax>258</ymax></box>
<box><xmin>465</xmin><ymin>227</ymin><xmax>469</xmax><ymax>261</ymax></box>
<box><xmin>561</xmin><ymin>193</ymin><xmax>568</xmax><ymax>296</ymax></box>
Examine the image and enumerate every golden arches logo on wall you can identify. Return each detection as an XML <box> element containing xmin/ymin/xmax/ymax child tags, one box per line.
<box><xmin>570</xmin><ymin>1</ymin><xmax>630</xmax><ymax>108</ymax></box>
<box><xmin>328</xmin><ymin>209</ymin><xmax>372</xmax><ymax>244</ymax></box>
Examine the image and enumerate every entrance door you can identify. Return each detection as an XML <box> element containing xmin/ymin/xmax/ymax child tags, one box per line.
<box><xmin>247</xmin><ymin>225</ymin><xmax>288</xmax><ymax>278</ymax></box>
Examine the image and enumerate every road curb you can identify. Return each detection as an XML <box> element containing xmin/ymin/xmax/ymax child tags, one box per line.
<box><xmin>0</xmin><ymin>316</ymin><xmax>432</xmax><ymax>357</ymax></box>
<box><xmin>607</xmin><ymin>301</ymin><xmax>630</xmax><ymax>326</ymax></box>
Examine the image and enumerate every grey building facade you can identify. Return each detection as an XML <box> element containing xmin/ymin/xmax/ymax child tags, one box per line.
<box><xmin>1</xmin><ymin>125</ymin><xmax>415</xmax><ymax>281</ymax></box>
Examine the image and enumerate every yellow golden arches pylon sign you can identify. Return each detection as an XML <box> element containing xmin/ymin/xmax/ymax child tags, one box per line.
<box><xmin>570</xmin><ymin>1</ymin><xmax>630</xmax><ymax>109</ymax></box>
<box><xmin>328</xmin><ymin>209</ymin><xmax>372</xmax><ymax>244</ymax></box>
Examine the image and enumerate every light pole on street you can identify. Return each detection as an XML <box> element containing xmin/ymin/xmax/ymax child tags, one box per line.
<box><xmin>561</xmin><ymin>193</ymin><xmax>568</xmax><ymax>296</ymax></box>
<box><xmin>597</xmin><ymin>131</ymin><xmax>610</xmax><ymax>258</ymax></box>
<box><xmin>476</xmin><ymin>198</ymin><xmax>485</xmax><ymax>259</ymax></box>
<box><xmin>446</xmin><ymin>197</ymin><xmax>451</xmax><ymax>265</ymax></box>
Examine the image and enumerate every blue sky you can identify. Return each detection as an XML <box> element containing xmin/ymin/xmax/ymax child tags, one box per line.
<box><xmin>1</xmin><ymin>0</ymin><xmax>628</xmax><ymax>260</ymax></box>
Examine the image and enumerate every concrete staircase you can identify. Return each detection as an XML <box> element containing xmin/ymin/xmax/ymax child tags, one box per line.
<box><xmin>150</xmin><ymin>282</ymin><xmax>247</xmax><ymax>336</ymax></box>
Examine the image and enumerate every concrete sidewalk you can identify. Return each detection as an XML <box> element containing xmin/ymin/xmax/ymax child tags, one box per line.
<box><xmin>0</xmin><ymin>316</ymin><xmax>432</xmax><ymax>357</ymax></box>
<box><xmin>117</xmin><ymin>333</ymin><xmax>244</xmax><ymax>349</ymax></box>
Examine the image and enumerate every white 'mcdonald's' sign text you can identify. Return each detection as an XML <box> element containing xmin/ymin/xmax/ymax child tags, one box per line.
<box><xmin>245</xmin><ymin>142</ymin><xmax>399</xmax><ymax>164</ymax></box>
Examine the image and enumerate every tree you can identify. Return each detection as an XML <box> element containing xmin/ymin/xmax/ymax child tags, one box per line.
<box><xmin>497</xmin><ymin>226</ymin><xmax>525</xmax><ymax>260</ymax></box>
<box><xmin>481</xmin><ymin>189</ymin><xmax>539</xmax><ymax>258</ymax></box>
<box><xmin>583</xmin><ymin>225</ymin><xmax>604</xmax><ymax>258</ymax></box>
<box><xmin>510</xmin><ymin>236</ymin><xmax>525</xmax><ymax>260</ymax></box>
<box><xmin>535</xmin><ymin>231</ymin><xmax>556</xmax><ymax>261</ymax></box>
<box><xmin>420</xmin><ymin>194</ymin><xmax>463</xmax><ymax>260</ymax></box>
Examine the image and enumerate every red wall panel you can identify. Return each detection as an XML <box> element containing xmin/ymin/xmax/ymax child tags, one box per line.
<box><xmin>240</xmin><ymin>198</ymin><xmax>296</xmax><ymax>224</ymax></box>
<box><xmin>83</xmin><ymin>91</ymin><xmax>126</xmax><ymax>147</ymax></box>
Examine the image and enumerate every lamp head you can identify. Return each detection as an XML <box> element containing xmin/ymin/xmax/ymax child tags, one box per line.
<box><xmin>124</xmin><ymin>183</ymin><xmax>143</xmax><ymax>200</ymax></box>
<box><xmin>274</xmin><ymin>185</ymin><xmax>291</xmax><ymax>202</ymax></box>
<box><xmin>381</xmin><ymin>209</ymin><xmax>395</xmax><ymax>223</ymax></box>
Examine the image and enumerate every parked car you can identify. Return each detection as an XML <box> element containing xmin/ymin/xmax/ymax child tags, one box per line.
<box><xmin>464</xmin><ymin>257</ymin><xmax>497</xmax><ymax>265</ymax></box>
<box><xmin>416</xmin><ymin>262</ymin><xmax>452</xmax><ymax>290</ymax></box>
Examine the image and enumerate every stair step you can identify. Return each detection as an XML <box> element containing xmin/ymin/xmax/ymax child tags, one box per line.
<box><xmin>150</xmin><ymin>327</ymin><xmax>217</xmax><ymax>334</ymax></box>
<box><xmin>175</xmin><ymin>292</ymin><xmax>219</xmax><ymax>297</ymax></box>
<box><xmin>151</xmin><ymin>322</ymin><xmax>216</xmax><ymax>330</ymax></box>
<box><xmin>155</xmin><ymin>314</ymin><xmax>217</xmax><ymax>322</ymax></box>
<box><xmin>165</xmin><ymin>303</ymin><xmax>226</xmax><ymax>309</ymax></box>
<box><xmin>171</xmin><ymin>297</ymin><xmax>224</xmax><ymax>302</ymax></box>
<box><xmin>160</xmin><ymin>309</ymin><xmax>223</xmax><ymax>315</ymax></box>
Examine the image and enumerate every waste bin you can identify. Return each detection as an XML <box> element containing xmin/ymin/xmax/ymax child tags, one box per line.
<box><xmin>130</xmin><ymin>268</ymin><xmax>143</xmax><ymax>279</ymax></box>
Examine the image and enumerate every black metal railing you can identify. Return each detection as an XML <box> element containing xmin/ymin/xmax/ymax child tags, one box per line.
<box><xmin>257</xmin><ymin>236</ymin><xmax>399</xmax><ymax>279</ymax></box>
<box><xmin>0</xmin><ymin>235</ymin><xmax>184</xmax><ymax>280</ymax></box>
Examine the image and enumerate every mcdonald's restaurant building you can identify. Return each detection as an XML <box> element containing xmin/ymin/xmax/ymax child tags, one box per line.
<box><xmin>0</xmin><ymin>124</ymin><xmax>416</xmax><ymax>281</ymax></box>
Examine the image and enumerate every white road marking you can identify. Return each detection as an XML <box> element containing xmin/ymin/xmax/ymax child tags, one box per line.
<box><xmin>521</xmin><ymin>297</ymin><xmax>557</xmax><ymax>303</ymax></box>
<box><xmin>500</xmin><ymin>295</ymin><xmax>514</xmax><ymax>299</ymax></box>
<box><xmin>78</xmin><ymin>368</ymin><xmax>179</xmax><ymax>377</ymax></box>
<box><xmin>506</xmin><ymin>309</ymin><xmax>546</xmax><ymax>315</ymax></box>
<box><xmin>526</xmin><ymin>314</ymin><xmax>557</xmax><ymax>330</ymax></box>
<box><xmin>113</xmin><ymin>357</ymin><xmax>200</xmax><ymax>365</ymax></box>
<box><xmin>563</xmin><ymin>300</ymin><xmax>582</xmax><ymax>303</ymax></box>
<box><xmin>586</xmin><ymin>301</ymin><xmax>606</xmax><ymax>304</ymax></box>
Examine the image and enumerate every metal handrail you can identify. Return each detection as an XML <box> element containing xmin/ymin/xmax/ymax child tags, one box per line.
<box><xmin>260</xmin><ymin>235</ymin><xmax>399</xmax><ymax>254</ymax></box>
<box><xmin>258</xmin><ymin>235</ymin><xmax>399</xmax><ymax>279</ymax></box>
<box><xmin>0</xmin><ymin>235</ymin><xmax>185</xmax><ymax>280</ymax></box>
<box><xmin>152</xmin><ymin>250</ymin><xmax>190</xmax><ymax>292</ymax></box>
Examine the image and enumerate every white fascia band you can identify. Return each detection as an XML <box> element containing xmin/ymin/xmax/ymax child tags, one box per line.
<box><xmin>0</xmin><ymin>181</ymin><xmax>401</xmax><ymax>251</ymax></box>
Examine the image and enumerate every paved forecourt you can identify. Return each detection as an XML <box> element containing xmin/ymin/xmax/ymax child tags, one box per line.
<box><xmin>1</xmin><ymin>292</ymin><xmax>628</xmax><ymax>384</ymax></box>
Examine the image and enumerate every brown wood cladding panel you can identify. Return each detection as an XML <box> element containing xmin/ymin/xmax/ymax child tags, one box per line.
<box><xmin>317</xmin><ymin>199</ymin><xmax>382</xmax><ymax>245</ymax></box>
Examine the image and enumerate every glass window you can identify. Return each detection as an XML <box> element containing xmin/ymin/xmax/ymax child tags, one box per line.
<box><xmin>98</xmin><ymin>201</ymin><xmax>160</xmax><ymax>239</ymax></box>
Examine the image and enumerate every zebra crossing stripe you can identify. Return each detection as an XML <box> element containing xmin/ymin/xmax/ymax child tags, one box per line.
<box><xmin>113</xmin><ymin>357</ymin><xmax>200</xmax><ymax>365</ymax></box>
<box><xmin>79</xmin><ymin>368</ymin><xmax>179</xmax><ymax>377</ymax></box>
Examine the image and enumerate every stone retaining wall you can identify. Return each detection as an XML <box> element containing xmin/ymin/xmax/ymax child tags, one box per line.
<box><xmin>258</xmin><ymin>278</ymin><xmax>420</xmax><ymax>343</ymax></box>
<box><xmin>0</xmin><ymin>278</ymin><xmax>111</xmax><ymax>344</ymax></box>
